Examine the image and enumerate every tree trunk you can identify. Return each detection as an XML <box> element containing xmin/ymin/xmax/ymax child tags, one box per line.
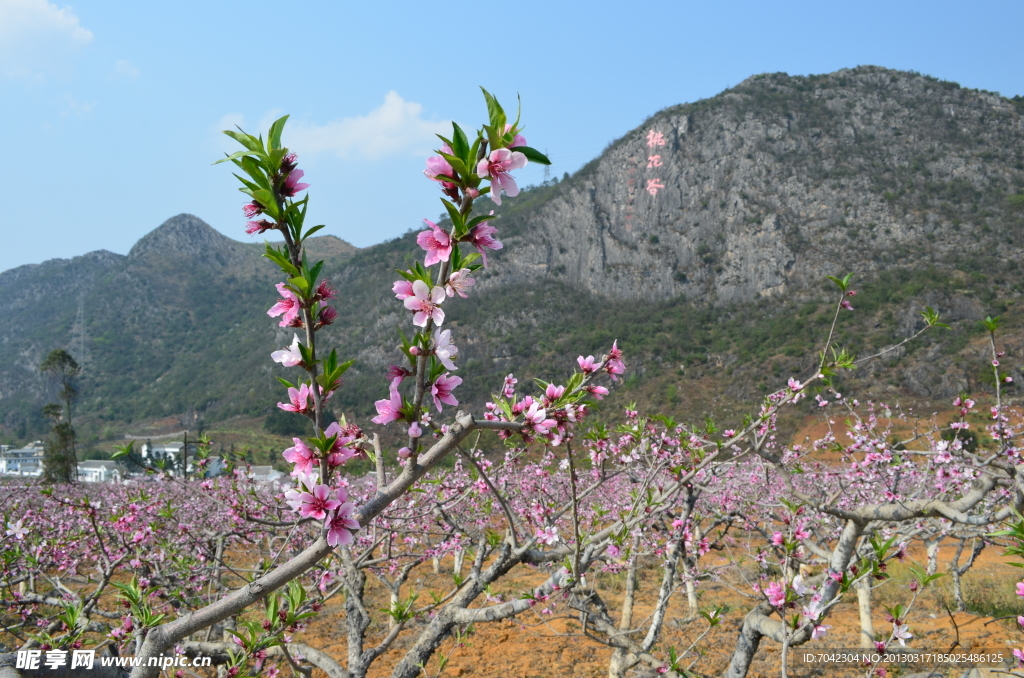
<box><xmin>925</xmin><ymin>539</ymin><xmax>940</xmax><ymax>577</ymax></box>
<box><xmin>951</xmin><ymin>567</ymin><xmax>966</xmax><ymax>613</ymax></box>
<box><xmin>608</xmin><ymin>556</ymin><xmax>639</xmax><ymax>678</ymax></box>
<box><xmin>856</xmin><ymin>579</ymin><xmax>875</xmax><ymax>648</ymax></box>
<box><xmin>389</xmin><ymin>590</ymin><xmax>400</xmax><ymax>631</ymax></box>
<box><xmin>453</xmin><ymin>549</ymin><xmax>464</xmax><ymax>576</ymax></box>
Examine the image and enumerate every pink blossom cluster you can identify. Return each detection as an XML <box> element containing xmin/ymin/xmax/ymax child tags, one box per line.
<box><xmin>284</xmin><ymin>473</ymin><xmax>359</xmax><ymax>547</ymax></box>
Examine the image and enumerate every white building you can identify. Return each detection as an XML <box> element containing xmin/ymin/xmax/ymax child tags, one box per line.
<box><xmin>0</xmin><ymin>442</ymin><xmax>45</xmax><ymax>476</ymax></box>
<box><xmin>249</xmin><ymin>465</ymin><xmax>283</xmax><ymax>485</ymax></box>
<box><xmin>77</xmin><ymin>460</ymin><xmax>122</xmax><ymax>483</ymax></box>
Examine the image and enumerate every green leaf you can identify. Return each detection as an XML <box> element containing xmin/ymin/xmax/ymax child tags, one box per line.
<box><xmin>223</xmin><ymin>129</ymin><xmax>263</xmax><ymax>154</ymax></box>
<box><xmin>482</xmin><ymin>124</ymin><xmax>502</xmax><ymax>155</ymax></box>
<box><xmin>288</xmin><ymin>276</ymin><xmax>310</xmax><ymax>295</ymax></box>
<box><xmin>826</xmin><ymin>274</ymin><xmax>852</xmax><ymax>293</ymax></box>
<box><xmin>513</xmin><ymin>146</ymin><xmax>551</xmax><ymax>165</ymax></box>
<box><xmin>982</xmin><ymin>315</ymin><xmax>1002</xmax><ymax>333</ymax></box>
<box><xmin>465</xmin><ymin>214</ymin><xmax>493</xmax><ymax>231</ymax></box>
<box><xmin>480</xmin><ymin>87</ymin><xmax>507</xmax><ymax>134</ymax></box>
<box><xmin>308</xmin><ymin>260</ymin><xmax>325</xmax><ymax>288</ymax></box>
<box><xmin>451</xmin><ymin>122</ymin><xmax>470</xmax><ymax>163</ymax></box>
<box><xmin>440</xmin><ymin>152</ymin><xmax>468</xmax><ymax>177</ymax></box>
<box><xmin>239</xmin><ymin>155</ymin><xmax>271</xmax><ymax>189</ymax></box>
<box><xmin>301</xmin><ymin>225</ymin><xmax>326</xmax><ymax>241</ymax></box>
<box><xmin>252</xmin><ymin>189</ymin><xmax>278</xmax><ymax>215</ymax></box>
<box><xmin>269</xmin><ymin>147</ymin><xmax>288</xmax><ymax>170</ymax></box>
<box><xmin>231</xmin><ymin>172</ymin><xmax>261</xmax><ymax>193</ymax></box>
<box><xmin>268</xmin><ymin>115</ymin><xmax>289</xmax><ymax>151</ymax></box>
<box><xmin>919</xmin><ymin>306</ymin><xmax>950</xmax><ymax>329</ymax></box>
<box><xmin>214</xmin><ymin>149</ymin><xmax>257</xmax><ymax>165</ymax></box>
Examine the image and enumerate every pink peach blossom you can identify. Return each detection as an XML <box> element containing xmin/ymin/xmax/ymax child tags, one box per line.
<box><xmin>892</xmin><ymin>623</ymin><xmax>912</xmax><ymax>647</ymax></box>
<box><xmin>503</xmin><ymin>373</ymin><xmax>517</xmax><ymax>398</ymax></box>
<box><xmin>281</xmin><ymin>169</ymin><xmax>309</xmax><ymax>197</ymax></box>
<box><xmin>431</xmin><ymin>373</ymin><xmax>462</xmax><ymax>412</ymax></box>
<box><xmin>477</xmin><ymin>148</ymin><xmax>527</xmax><ymax>205</ymax></box>
<box><xmin>316</xmin><ymin>305</ymin><xmax>337</xmax><ymax>327</ymax></box>
<box><xmin>417</xmin><ymin>220</ymin><xmax>453</xmax><ymax>267</ymax></box>
<box><xmin>433</xmin><ymin>329</ymin><xmax>458</xmax><ymax>371</ymax></box>
<box><xmin>298</xmin><ymin>484</ymin><xmax>340</xmax><ymax>520</ymax></box>
<box><xmin>278</xmin><ymin>383</ymin><xmax>312</xmax><ymax>414</ymax></box>
<box><xmin>465</xmin><ymin>220</ymin><xmax>503</xmax><ymax>266</ymax></box>
<box><xmin>246</xmin><ymin>219</ymin><xmax>275</xmax><ymax>235</ymax></box>
<box><xmin>327</xmin><ymin>500</ymin><xmax>359</xmax><ymax>546</ymax></box>
<box><xmin>393</xmin><ymin>279</ymin><xmax>414</xmax><ymax>300</ymax></box>
<box><xmin>372</xmin><ymin>384</ymin><xmax>403</xmax><ymax>425</ymax></box>
<box><xmin>604</xmin><ymin>340</ymin><xmax>625</xmax><ymax>380</ymax></box>
<box><xmin>523</xmin><ymin>402</ymin><xmax>557</xmax><ymax>435</ymax></box>
<box><xmin>313</xmin><ymin>279</ymin><xmax>337</xmax><ymax>302</ymax></box>
<box><xmin>403</xmin><ymin>280</ymin><xmax>446</xmax><ymax>327</ymax></box>
<box><xmin>445</xmin><ymin>268</ymin><xmax>475</xmax><ymax>298</ymax></box>
<box><xmin>283</xmin><ymin>438</ymin><xmax>316</xmax><ymax>476</ymax></box>
<box><xmin>424</xmin><ymin>145</ymin><xmax>455</xmax><ymax>186</ymax></box>
<box><xmin>267</xmin><ymin>283</ymin><xmax>302</xmax><ymax>328</ymax></box>
<box><xmin>504</xmin><ymin>125</ymin><xmax>527</xmax><ymax>148</ymax></box>
<box><xmin>271</xmin><ymin>334</ymin><xmax>303</xmax><ymax>367</ymax></box>
<box><xmin>323</xmin><ymin>422</ymin><xmax>358</xmax><ymax>467</ymax></box>
<box><xmin>765</xmin><ymin>581</ymin><xmax>786</xmax><ymax>607</ymax></box>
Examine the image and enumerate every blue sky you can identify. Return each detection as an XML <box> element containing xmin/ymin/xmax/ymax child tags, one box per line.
<box><xmin>4</xmin><ymin>0</ymin><xmax>1023</xmax><ymax>273</ymax></box>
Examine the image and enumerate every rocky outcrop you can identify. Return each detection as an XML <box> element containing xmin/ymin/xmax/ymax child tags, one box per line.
<box><xmin>489</xmin><ymin>66</ymin><xmax>1024</xmax><ymax>304</ymax></box>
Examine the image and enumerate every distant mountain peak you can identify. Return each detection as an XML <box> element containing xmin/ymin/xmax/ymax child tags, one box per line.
<box><xmin>129</xmin><ymin>214</ymin><xmax>239</xmax><ymax>260</ymax></box>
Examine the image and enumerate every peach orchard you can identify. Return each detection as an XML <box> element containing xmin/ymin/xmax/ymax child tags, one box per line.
<box><xmin>2</xmin><ymin>91</ymin><xmax>1023</xmax><ymax>678</ymax></box>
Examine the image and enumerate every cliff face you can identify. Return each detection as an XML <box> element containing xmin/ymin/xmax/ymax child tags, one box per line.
<box><xmin>489</xmin><ymin>67</ymin><xmax>1024</xmax><ymax>304</ymax></box>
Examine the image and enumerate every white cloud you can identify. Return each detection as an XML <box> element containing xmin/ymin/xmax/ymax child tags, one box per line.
<box><xmin>216</xmin><ymin>113</ymin><xmax>246</xmax><ymax>131</ymax></box>
<box><xmin>113</xmin><ymin>59</ymin><xmax>139</xmax><ymax>79</ymax></box>
<box><xmin>60</xmin><ymin>92</ymin><xmax>94</xmax><ymax>116</ymax></box>
<box><xmin>284</xmin><ymin>92</ymin><xmax>450</xmax><ymax>161</ymax></box>
<box><xmin>0</xmin><ymin>0</ymin><xmax>93</xmax><ymax>80</ymax></box>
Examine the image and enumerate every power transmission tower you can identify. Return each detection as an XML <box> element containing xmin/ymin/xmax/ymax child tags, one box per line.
<box><xmin>543</xmin><ymin>148</ymin><xmax>551</xmax><ymax>182</ymax></box>
<box><xmin>71</xmin><ymin>292</ymin><xmax>90</xmax><ymax>374</ymax></box>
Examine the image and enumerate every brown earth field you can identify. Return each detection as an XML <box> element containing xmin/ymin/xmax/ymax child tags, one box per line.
<box><xmin>293</xmin><ymin>537</ymin><xmax>1023</xmax><ymax>678</ymax></box>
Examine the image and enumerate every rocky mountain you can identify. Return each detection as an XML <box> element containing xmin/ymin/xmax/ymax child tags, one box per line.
<box><xmin>2</xmin><ymin>67</ymin><xmax>1022</xmax><ymax>445</ymax></box>
<box><xmin>489</xmin><ymin>66</ymin><xmax>1024</xmax><ymax>303</ymax></box>
<box><xmin>0</xmin><ymin>215</ymin><xmax>357</xmax><ymax>439</ymax></box>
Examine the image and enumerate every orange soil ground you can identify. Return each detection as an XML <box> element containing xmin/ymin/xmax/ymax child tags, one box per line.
<box><xmin>295</xmin><ymin>539</ymin><xmax>1022</xmax><ymax>678</ymax></box>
